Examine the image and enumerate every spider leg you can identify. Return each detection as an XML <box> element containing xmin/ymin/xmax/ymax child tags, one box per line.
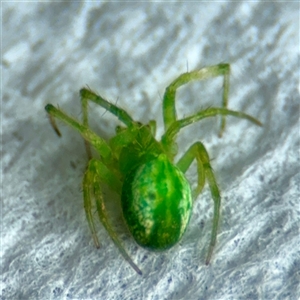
<box><xmin>177</xmin><ymin>142</ymin><xmax>220</xmax><ymax>265</ymax></box>
<box><xmin>81</xmin><ymin>94</ymin><xmax>92</xmax><ymax>160</ymax></box>
<box><xmin>162</xmin><ymin>107</ymin><xmax>262</xmax><ymax>159</ymax></box>
<box><xmin>80</xmin><ymin>88</ymin><xmax>136</xmax><ymax>159</ymax></box>
<box><xmin>148</xmin><ymin>120</ymin><xmax>157</xmax><ymax>137</ymax></box>
<box><xmin>83</xmin><ymin>158</ymin><xmax>142</xmax><ymax>275</ymax></box>
<box><xmin>163</xmin><ymin>64</ymin><xmax>230</xmax><ymax>135</ymax></box>
<box><xmin>176</xmin><ymin>143</ymin><xmax>205</xmax><ymax>200</ymax></box>
<box><xmin>45</xmin><ymin>104</ymin><xmax>113</xmax><ymax>165</ymax></box>
<box><xmin>80</xmin><ymin>88</ymin><xmax>135</xmax><ymax>126</ymax></box>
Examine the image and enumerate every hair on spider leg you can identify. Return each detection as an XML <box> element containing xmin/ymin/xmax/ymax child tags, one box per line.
<box><xmin>100</xmin><ymin>96</ymin><xmax>120</xmax><ymax>118</ymax></box>
<box><xmin>85</xmin><ymin>84</ymin><xmax>95</xmax><ymax>93</ymax></box>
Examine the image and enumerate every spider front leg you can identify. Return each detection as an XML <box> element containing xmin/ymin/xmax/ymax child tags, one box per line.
<box><xmin>163</xmin><ymin>63</ymin><xmax>230</xmax><ymax>136</ymax></box>
<box><xmin>45</xmin><ymin>104</ymin><xmax>113</xmax><ymax>164</ymax></box>
<box><xmin>83</xmin><ymin>158</ymin><xmax>142</xmax><ymax>275</ymax></box>
<box><xmin>177</xmin><ymin>142</ymin><xmax>220</xmax><ymax>265</ymax></box>
<box><xmin>80</xmin><ymin>88</ymin><xmax>135</xmax><ymax>159</ymax></box>
<box><xmin>45</xmin><ymin>104</ymin><xmax>142</xmax><ymax>274</ymax></box>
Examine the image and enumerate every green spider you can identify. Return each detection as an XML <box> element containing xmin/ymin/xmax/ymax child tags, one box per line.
<box><xmin>45</xmin><ymin>63</ymin><xmax>261</xmax><ymax>275</ymax></box>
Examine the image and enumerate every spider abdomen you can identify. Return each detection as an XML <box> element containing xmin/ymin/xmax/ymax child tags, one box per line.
<box><xmin>121</xmin><ymin>153</ymin><xmax>192</xmax><ymax>251</ymax></box>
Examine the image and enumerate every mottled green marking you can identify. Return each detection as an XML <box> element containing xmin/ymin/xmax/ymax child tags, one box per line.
<box><xmin>121</xmin><ymin>153</ymin><xmax>192</xmax><ymax>250</ymax></box>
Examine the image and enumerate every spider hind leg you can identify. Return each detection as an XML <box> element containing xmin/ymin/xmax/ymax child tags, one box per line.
<box><xmin>177</xmin><ymin>142</ymin><xmax>221</xmax><ymax>265</ymax></box>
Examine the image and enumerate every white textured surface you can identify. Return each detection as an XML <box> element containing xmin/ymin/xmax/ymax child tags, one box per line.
<box><xmin>2</xmin><ymin>2</ymin><xmax>299</xmax><ymax>300</ymax></box>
